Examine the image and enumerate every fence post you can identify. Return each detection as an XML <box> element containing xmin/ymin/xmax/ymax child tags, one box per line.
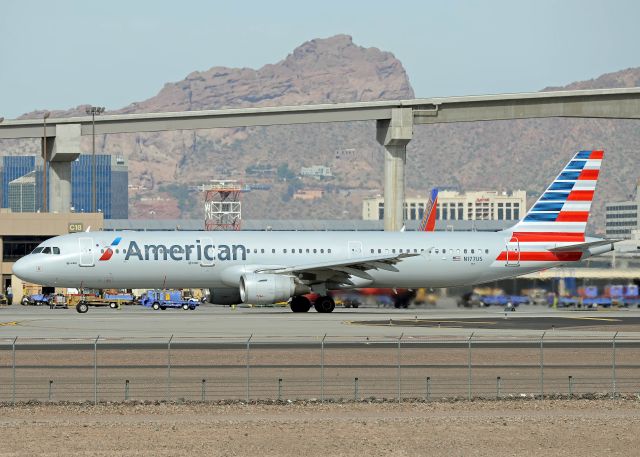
<box><xmin>397</xmin><ymin>333</ymin><xmax>403</xmax><ymax>403</ymax></box>
<box><xmin>354</xmin><ymin>377</ymin><xmax>359</xmax><ymax>401</ymax></box>
<box><xmin>278</xmin><ymin>378</ymin><xmax>282</xmax><ymax>401</ymax></box>
<box><xmin>321</xmin><ymin>334</ymin><xmax>326</xmax><ymax>402</ymax></box>
<box><xmin>426</xmin><ymin>377</ymin><xmax>431</xmax><ymax>401</ymax></box>
<box><xmin>246</xmin><ymin>334</ymin><xmax>252</xmax><ymax>403</ymax></box>
<box><xmin>12</xmin><ymin>336</ymin><xmax>17</xmax><ymax>405</ymax></box>
<box><xmin>612</xmin><ymin>331</ymin><xmax>618</xmax><ymax>399</ymax></box>
<box><xmin>539</xmin><ymin>331</ymin><xmax>546</xmax><ymax>399</ymax></box>
<box><xmin>94</xmin><ymin>335</ymin><xmax>100</xmax><ymax>405</ymax></box>
<box><xmin>467</xmin><ymin>332</ymin><xmax>474</xmax><ymax>401</ymax></box>
<box><xmin>48</xmin><ymin>380</ymin><xmax>53</xmax><ymax>401</ymax></box>
<box><xmin>201</xmin><ymin>379</ymin><xmax>206</xmax><ymax>402</ymax></box>
<box><xmin>167</xmin><ymin>335</ymin><xmax>173</xmax><ymax>401</ymax></box>
<box><xmin>496</xmin><ymin>376</ymin><xmax>501</xmax><ymax>399</ymax></box>
<box><xmin>568</xmin><ymin>376</ymin><xmax>573</xmax><ymax>397</ymax></box>
<box><xmin>125</xmin><ymin>380</ymin><xmax>130</xmax><ymax>401</ymax></box>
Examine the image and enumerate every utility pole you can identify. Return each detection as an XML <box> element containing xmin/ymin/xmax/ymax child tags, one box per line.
<box><xmin>42</xmin><ymin>112</ymin><xmax>50</xmax><ymax>211</ymax></box>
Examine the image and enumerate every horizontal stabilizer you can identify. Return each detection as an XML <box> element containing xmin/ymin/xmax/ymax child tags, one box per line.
<box><xmin>548</xmin><ymin>239</ymin><xmax>619</xmax><ymax>253</ymax></box>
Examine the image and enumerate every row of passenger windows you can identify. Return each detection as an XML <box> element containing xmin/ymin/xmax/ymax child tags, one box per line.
<box><xmin>32</xmin><ymin>247</ymin><xmax>61</xmax><ymax>255</ymax></box>
<box><xmin>434</xmin><ymin>248</ymin><xmax>490</xmax><ymax>255</ymax></box>
<box><xmin>248</xmin><ymin>248</ymin><xmax>332</xmax><ymax>254</ymax></box>
<box><xmin>91</xmin><ymin>247</ymin><xmax>491</xmax><ymax>256</ymax></box>
<box><xmin>369</xmin><ymin>248</ymin><xmax>489</xmax><ymax>255</ymax></box>
<box><xmin>371</xmin><ymin>248</ymin><xmax>424</xmax><ymax>254</ymax></box>
<box><xmin>31</xmin><ymin>246</ymin><xmax>487</xmax><ymax>257</ymax></box>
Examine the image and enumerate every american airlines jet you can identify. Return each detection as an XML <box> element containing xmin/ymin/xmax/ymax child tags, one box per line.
<box><xmin>12</xmin><ymin>150</ymin><xmax>614</xmax><ymax>313</ymax></box>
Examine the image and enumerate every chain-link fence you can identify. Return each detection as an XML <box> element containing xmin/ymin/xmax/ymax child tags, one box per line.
<box><xmin>1</xmin><ymin>334</ymin><xmax>639</xmax><ymax>403</ymax></box>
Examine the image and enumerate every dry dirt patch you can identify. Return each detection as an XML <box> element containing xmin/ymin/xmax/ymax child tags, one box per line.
<box><xmin>1</xmin><ymin>399</ymin><xmax>640</xmax><ymax>456</ymax></box>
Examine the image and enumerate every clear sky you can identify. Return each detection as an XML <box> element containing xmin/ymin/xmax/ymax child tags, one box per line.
<box><xmin>1</xmin><ymin>0</ymin><xmax>639</xmax><ymax>118</ymax></box>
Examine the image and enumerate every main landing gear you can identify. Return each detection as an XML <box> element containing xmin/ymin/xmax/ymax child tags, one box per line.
<box><xmin>290</xmin><ymin>295</ymin><xmax>312</xmax><ymax>313</ymax></box>
<box><xmin>314</xmin><ymin>296</ymin><xmax>335</xmax><ymax>313</ymax></box>
<box><xmin>289</xmin><ymin>295</ymin><xmax>336</xmax><ymax>313</ymax></box>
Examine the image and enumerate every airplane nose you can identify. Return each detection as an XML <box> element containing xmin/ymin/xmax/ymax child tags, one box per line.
<box><xmin>12</xmin><ymin>256</ymin><xmax>32</xmax><ymax>281</ymax></box>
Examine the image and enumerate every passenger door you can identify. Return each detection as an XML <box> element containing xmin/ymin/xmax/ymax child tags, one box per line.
<box><xmin>504</xmin><ymin>237</ymin><xmax>520</xmax><ymax>267</ymax></box>
<box><xmin>348</xmin><ymin>241</ymin><xmax>363</xmax><ymax>259</ymax></box>
<box><xmin>79</xmin><ymin>238</ymin><xmax>95</xmax><ymax>267</ymax></box>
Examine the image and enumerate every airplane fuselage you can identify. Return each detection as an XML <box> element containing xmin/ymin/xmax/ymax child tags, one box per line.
<box><xmin>12</xmin><ymin>230</ymin><xmax>607</xmax><ymax>290</ymax></box>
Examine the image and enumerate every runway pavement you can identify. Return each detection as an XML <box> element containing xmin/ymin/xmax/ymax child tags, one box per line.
<box><xmin>1</xmin><ymin>303</ymin><xmax>640</xmax><ymax>340</ymax></box>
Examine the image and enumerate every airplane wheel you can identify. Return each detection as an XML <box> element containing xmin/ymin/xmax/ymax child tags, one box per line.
<box><xmin>290</xmin><ymin>296</ymin><xmax>311</xmax><ymax>313</ymax></box>
<box><xmin>314</xmin><ymin>296</ymin><xmax>335</xmax><ymax>313</ymax></box>
<box><xmin>152</xmin><ymin>302</ymin><xmax>160</xmax><ymax>310</ymax></box>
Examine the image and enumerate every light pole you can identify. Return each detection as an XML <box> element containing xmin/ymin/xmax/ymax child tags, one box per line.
<box><xmin>42</xmin><ymin>111</ymin><xmax>50</xmax><ymax>212</ymax></box>
<box><xmin>86</xmin><ymin>106</ymin><xmax>105</xmax><ymax>213</ymax></box>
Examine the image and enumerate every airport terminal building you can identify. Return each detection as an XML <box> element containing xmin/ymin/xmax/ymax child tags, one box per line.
<box><xmin>0</xmin><ymin>211</ymin><xmax>104</xmax><ymax>303</ymax></box>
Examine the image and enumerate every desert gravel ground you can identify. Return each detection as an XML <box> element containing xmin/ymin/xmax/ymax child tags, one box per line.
<box><xmin>1</xmin><ymin>399</ymin><xmax>640</xmax><ymax>456</ymax></box>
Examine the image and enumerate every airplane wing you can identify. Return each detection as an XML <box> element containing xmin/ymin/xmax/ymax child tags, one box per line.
<box><xmin>548</xmin><ymin>239</ymin><xmax>619</xmax><ymax>253</ymax></box>
<box><xmin>255</xmin><ymin>253</ymin><xmax>419</xmax><ymax>283</ymax></box>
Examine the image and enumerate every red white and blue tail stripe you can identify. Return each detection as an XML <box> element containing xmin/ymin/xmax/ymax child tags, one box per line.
<box><xmin>508</xmin><ymin>150</ymin><xmax>603</xmax><ymax>241</ymax></box>
<box><xmin>496</xmin><ymin>150</ymin><xmax>604</xmax><ymax>266</ymax></box>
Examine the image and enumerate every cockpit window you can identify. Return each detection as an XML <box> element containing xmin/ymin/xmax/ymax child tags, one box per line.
<box><xmin>41</xmin><ymin>247</ymin><xmax>51</xmax><ymax>254</ymax></box>
<box><xmin>53</xmin><ymin>247</ymin><xmax>60</xmax><ymax>255</ymax></box>
<box><xmin>32</xmin><ymin>247</ymin><xmax>44</xmax><ymax>254</ymax></box>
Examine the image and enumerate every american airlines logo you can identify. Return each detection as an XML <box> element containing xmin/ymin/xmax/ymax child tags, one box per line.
<box><xmin>123</xmin><ymin>240</ymin><xmax>247</xmax><ymax>262</ymax></box>
<box><xmin>98</xmin><ymin>237</ymin><xmax>122</xmax><ymax>261</ymax></box>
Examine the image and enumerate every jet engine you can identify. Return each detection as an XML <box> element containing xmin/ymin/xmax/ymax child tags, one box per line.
<box><xmin>239</xmin><ymin>273</ymin><xmax>308</xmax><ymax>305</ymax></box>
<box><xmin>208</xmin><ymin>287</ymin><xmax>242</xmax><ymax>305</ymax></box>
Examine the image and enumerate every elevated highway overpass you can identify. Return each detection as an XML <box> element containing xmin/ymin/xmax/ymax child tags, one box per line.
<box><xmin>2</xmin><ymin>87</ymin><xmax>640</xmax><ymax>229</ymax></box>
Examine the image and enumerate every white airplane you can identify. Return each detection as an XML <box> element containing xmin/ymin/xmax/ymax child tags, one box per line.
<box><xmin>13</xmin><ymin>150</ymin><xmax>615</xmax><ymax>313</ymax></box>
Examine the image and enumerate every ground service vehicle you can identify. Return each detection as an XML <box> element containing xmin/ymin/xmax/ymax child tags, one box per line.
<box><xmin>21</xmin><ymin>293</ymin><xmax>52</xmax><ymax>306</ymax></box>
<box><xmin>139</xmin><ymin>290</ymin><xmax>199</xmax><ymax>310</ymax></box>
<box><xmin>70</xmin><ymin>292</ymin><xmax>135</xmax><ymax>313</ymax></box>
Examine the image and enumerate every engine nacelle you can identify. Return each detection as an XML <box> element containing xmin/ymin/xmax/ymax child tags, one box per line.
<box><xmin>208</xmin><ymin>287</ymin><xmax>242</xmax><ymax>305</ymax></box>
<box><xmin>240</xmin><ymin>273</ymin><xmax>305</xmax><ymax>305</ymax></box>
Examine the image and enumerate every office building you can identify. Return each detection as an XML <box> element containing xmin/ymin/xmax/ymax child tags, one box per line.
<box><xmin>8</xmin><ymin>171</ymin><xmax>37</xmax><ymax>213</ymax></box>
<box><xmin>1</xmin><ymin>156</ymin><xmax>39</xmax><ymax>209</ymax></box>
<box><xmin>363</xmin><ymin>190</ymin><xmax>527</xmax><ymax>222</ymax></box>
<box><xmin>605</xmin><ymin>181</ymin><xmax>639</xmax><ymax>239</ymax></box>
<box><xmin>0</xmin><ymin>154</ymin><xmax>128</xmax><ymax>219</ymax></box>
<box><xmin>71</xmin><ymin>154</ymin><xmax>128</xmax><ymax>219</ymax></box>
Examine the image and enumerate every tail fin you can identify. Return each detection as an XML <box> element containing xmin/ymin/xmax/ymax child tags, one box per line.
<box><xmin>507</xmin><ymin>150</ymin><xmax>603</xmax><ymax>242</ymax></box>
<box><xmin>418</xmin><ymin>188</ymin><xmax>438</xmax><ymax>232</ymax></box>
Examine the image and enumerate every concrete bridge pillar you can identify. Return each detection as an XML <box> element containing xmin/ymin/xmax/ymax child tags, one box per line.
<box><xmin>46</xmin><ymin>124</ymin><xmax>80</xmax><ymax>213</ymax></box>
<box><xmin>377</xmin><ymin>108</ymin><xmax>413</xmax><ymax>231</ymax></box>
